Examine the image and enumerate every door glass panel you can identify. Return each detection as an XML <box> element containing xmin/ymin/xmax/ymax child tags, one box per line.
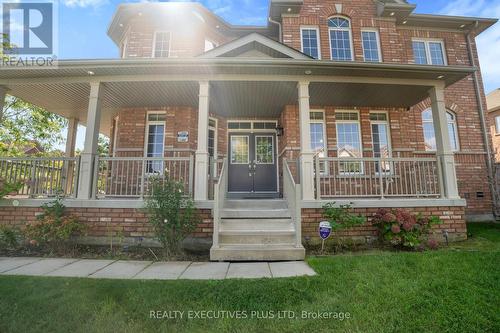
<box><xmin>146</xmin><ymin>124</ymin><xmax>164</xmax><ymax>173</ymax></box>
<box><xmin>371</xmin><ymin>123</ymin><xmax>391</xmax><ymax>173</ymax></box>
<box><xmin>255</xmin><ymin>136</ymin><xmax>274</xmax><ymax>164</ymax></box>
<box><xmin>231</xmin><ymin>136</ymin><xmax>249</xmax><ymax>164</ymax></box>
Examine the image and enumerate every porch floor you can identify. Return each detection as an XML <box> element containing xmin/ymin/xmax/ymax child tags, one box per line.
<box><xmin>0</xmin><ymin>257</ymin><xmax>316</xmax><ymax>280</ymax></box>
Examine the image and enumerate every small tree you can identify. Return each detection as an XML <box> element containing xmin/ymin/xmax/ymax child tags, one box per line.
<box><xmin>144</xmin><ymin>177</ymin><xmax>198</xmax><ymax>258</ymax></box>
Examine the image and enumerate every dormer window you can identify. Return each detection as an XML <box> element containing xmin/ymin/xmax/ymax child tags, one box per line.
<box><xmin>328</xmin><ymin>17</ymin><xmax>353</xmax><ymax>61</ymax></box>
<box><xmin>153</xmin><ymin>31</ymin><xmax>171</xmax><ymax>58</ymax></box>
<box><xmin>204</xmin><ymin>39</ymin><xmax>217</xmax><ymax>52</ymax></box>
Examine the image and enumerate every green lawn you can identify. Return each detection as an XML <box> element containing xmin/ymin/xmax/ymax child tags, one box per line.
<box><xmin>0</xmin><ymin>223</ymin><xmax>499</xmax><ymax>333</ymax></box>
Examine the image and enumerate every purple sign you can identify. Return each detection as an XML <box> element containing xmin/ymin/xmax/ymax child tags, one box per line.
<box><xmin>319</xmin><ymin>221</ymin><xmax>332</xmax><ymax>240</ymax></box>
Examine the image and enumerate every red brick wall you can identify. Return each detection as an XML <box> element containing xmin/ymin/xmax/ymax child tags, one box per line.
<box><xmin>0</xmin><ymin>207</ymin><xmax>213</xmax><ymax>239</ymax></box>
<box><xmin>302</xmin><ymin>206</ymin><xmax>467</xmax><ymax>242</ymax></box>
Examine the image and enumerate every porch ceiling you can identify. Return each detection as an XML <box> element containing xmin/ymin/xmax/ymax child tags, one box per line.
<box><xmin>0</xmin><ymin>59</ymin><xmax>476</xmax><ymax>135</ymax></box>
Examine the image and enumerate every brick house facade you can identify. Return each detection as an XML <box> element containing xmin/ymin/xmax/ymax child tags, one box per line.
<box><xmin>0</xmin><ymin>0</ymin><xmax>497</xmax><ymax>260</ymax></box>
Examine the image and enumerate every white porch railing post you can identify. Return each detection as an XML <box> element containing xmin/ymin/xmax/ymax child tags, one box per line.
<box><xmin>298</xmin><ymin>81</ymin><xmax>315</xmax><ymax>200</ymax></box>
<box><xmin>315</xmin><ymin>155</ymin><xmax>321</xmax><ymax>200</ymax></box>
<box><xmin>429</xmin><ymin>85</ymin><xmax>460</xmax><ymax>199</ymax></box>
<box><xmin>77</xmin><ymin>81</ymin><xmax>103</xmax><ymax>199</ymax></box>
<box><xmin>194</xmin><ymin>81</ymin><xmax>210</xmax><ymax>201</ymax></box>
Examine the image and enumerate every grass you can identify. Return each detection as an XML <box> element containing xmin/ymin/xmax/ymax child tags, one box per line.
<box><xmin>0</xmin><ymin>223</ymin><xmax>499</xmax><ymax>333</ymax></box>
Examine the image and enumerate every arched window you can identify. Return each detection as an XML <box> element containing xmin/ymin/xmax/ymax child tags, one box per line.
<box><xmin>422</xmin><ymin>109</ymin><xmax>459</xmax><ymax>151</ymax></box>
<box><xmin>328</xmin><ymin>16</ymin><xmax>353</xmax><ymax>61</ymax></box>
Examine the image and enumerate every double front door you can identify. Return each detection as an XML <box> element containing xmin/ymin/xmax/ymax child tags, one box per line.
<box><xmin>228</xmin><ymin>132</ymin><xmax>278</xmax><ymax>195</ymax></box>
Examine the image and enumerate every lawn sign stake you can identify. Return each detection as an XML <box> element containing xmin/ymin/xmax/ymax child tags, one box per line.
<box><xmin>319</xmin><ymin>221</ymin><xmax>332</xmax><ymax>253</ymax></box>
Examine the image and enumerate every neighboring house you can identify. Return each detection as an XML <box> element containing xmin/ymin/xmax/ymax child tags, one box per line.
<box><xmin>487</xmin><ymin>89</ymin><xmax>500</xmax><ymax>162</ymax></box>
<box><xmin>0</xmin><ymin>0</ymin><xmax>497</xmax><ymax>260</ymax></box>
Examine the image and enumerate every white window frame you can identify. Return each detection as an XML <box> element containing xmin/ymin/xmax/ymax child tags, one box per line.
<box><xmin>422</xmin><ymin>109</ymin><xmax>459</xmax><ymax>152</ymax></box>
<box><xmin>310</xmin><ymin>110</ymin><xmax>328</xmax><ymax>175</ymax></box>
<box><xmin>495</xmin><ymin>116</ymin><xmax>500</xmax><ymax>135</ymax></box>
<box><xmin>152</xmin><ymin>31</ymin><xmax>171</xmax><ymax>58</ymax></box>
<box><xmin>204</xmin><ymin>39</ymin><xmax>218</xmax><ymax>52</ymax></box>
<box><xmin>208</xmin><ymin>117</ymin><xmax>218</xmax><ymax>159</ymax></box>
<box><xmin>255</xmin><ymin>135</ymin><xmax>275</xmax><ymax>165</ymax></box>
<box><xmin>300</xmin><ymin>26</ymin><xmax>321</xmax><ymax>59</ymax></box>
<box><xmin>144</xmin><ymin>111</ymin><xmax>166</xmax><ymax>175</ymax></box>
<box><xmin>335</xmin><ymin>110</ymin><xmax>363</xmax><ymax>174</ymax></box>
<box><xmin>412</xmin><ymin>39</ymin><xmax>447</xmax><ymax>66</ymax></box>
<box><xmin>370</xmin><ymin>111</ymin><xmax>392</xmax><ymax>174</ymax></box>
<box><xmin>230</xmin><ymin>135</ymin><xmax>250</xmax><ymax>165</ymax></box>
<box><xmin>328</xmin><ymin>16</ymin><xmax>354</xmax><ymax>61</ymax></box>
<box><xmin>361</xmin><ymin>29</ymin><xmax>382</xmax><ymax>63</ymax></box>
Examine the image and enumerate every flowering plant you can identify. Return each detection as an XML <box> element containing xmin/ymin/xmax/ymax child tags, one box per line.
<box><xmin>372</xmin><ymin>208</ymin><xmax>442</xmax><ymax>249</ymax></box>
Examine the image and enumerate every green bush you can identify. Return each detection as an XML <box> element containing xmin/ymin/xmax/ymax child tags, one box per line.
<box><xmin>144</xmin><ymin>177</ymin><xmax>198</xmax><ymax>258</ymax></box>
<box><xmin>24</xmin><ymin>197</ymin><xmax>86</xmax><ymax>251</ymax></box>
<box><xmin>0</xmin><ymin>225</ymin><xmax>20</xmax><ymax>249</ymax></box>
<box><xmin>372</xmin><ymin>208</ymin><xmax>442</xmax><ymax>250</ymax></box>
<box><xmin>323</xmin><ymin>202</ymin><xmax>366</xmax><ymax>232</ymax></box>
<box><xmin>0</xmin><ymin>177</ymin><xmax>22</xmax><ymax>199</ymax></box>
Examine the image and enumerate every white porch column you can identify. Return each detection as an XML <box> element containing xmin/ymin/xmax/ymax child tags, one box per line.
<box><xmin>194</xmin><ymin>81</ymin><xmax>210</xmax><ymax>201</ymax></box>
<box><xmin>77</xmin><ymin>82</ymin><xmax>103</xmax><ymax>199</ymax></box>
<box><xmin>65</xmin><ymin>117</ymin><xmax>79</xmax><ymax>157</ymax></box>
<box><xmin>429</xmin><ymin>85</ymin><xmax>460</xmax><ymax>199</ymax></box>
<box><xmin>298</xmin><ymin>81</ymin><xmax>315</xmax><ymax>200</ymax></box>
<box><xmin>0</xmin><ymin>86</ymin><xmax>7</xmax><ymax>123</ymax></box>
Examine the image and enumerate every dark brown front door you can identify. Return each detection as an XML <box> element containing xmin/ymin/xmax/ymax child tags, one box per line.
<box><xmin>228</xmin><ymin>132</ymin><xmax>277</xmax><ymax>195</ymax></box>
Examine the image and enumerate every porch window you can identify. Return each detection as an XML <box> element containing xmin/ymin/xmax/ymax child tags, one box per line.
<box><xmin>153</xmin><ymin>31</ymin><xmax>171</xmax><ymax>58</ymax></box>
<box><xmin>370</xmin><ymin>112</ymin><xmax>391</xmax><ymax>173</ymax></box>
<box><xmin>412</xmin><ymin>40</ymin><xmax>446</xmax><ymax>65</ymax></box>
<box><xmin>301</xmin><ymin>27</ymin><xmax>320</xmax><ymax>59</ymax></box>
<box><xmin>422</xmin><ymin>109</ymin><xmax>459</xmax><ymax>151</ymax></box>
<box><xmin>361</xmin><ymin>30</ymin><xmax>381</xmax><ymax>62</ymax></box>
<box><xmin>328</xmin><ymin>17</ymin><xmax>353</xmax><ymax>61</ymax></box>
<box><xmin>208</xmin><ymin>118</ymin><xmax>217</xmax><ymax>159</ymax></box>
<box><xmin>145</xmin><ymin>113</ymin><xmax>166</xmax><ymax>173</ymax></box>
<box><xmin>336</xmin><ymin>111</ymin><xmax>362</xmax><ymax>173</ymax></box>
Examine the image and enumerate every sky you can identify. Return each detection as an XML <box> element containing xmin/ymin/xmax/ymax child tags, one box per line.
<box><xmin>49</xmin><ymin>0</ymin><xmax>500</xmax><ymax>150</ymax></box>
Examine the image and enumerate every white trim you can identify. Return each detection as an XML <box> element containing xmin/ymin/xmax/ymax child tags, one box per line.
<box><xmin>370</xmin><ymin>111</ymin><xmax>392</xmax><ymax>174</ymax></box>
<box><xmin>361</xmin><ymin>29</ymin><xmax>382</xmax><ymax>63</ymax></box>
<box><xmin>204</xmin><ymin>39</ymin><xmax>218</xmax><ymax>52</ymax></box>
<box><xmin>112</xmin><ymin>115</ymin><xmax>119</xmax><ymax>157</ymax></box>
<box><xmin>144</xmin><ymin>111</ymin><xmax>166</xmax><ymax>174</ymax></box>
<box><xmin>230</xmin><ymin>135</ymin><xmax>250</xmax><ymax>164</ymax></box>
<box><xmin>302</xmin><ymin>198</ymin><xmax>466</xmax><ymax>209</ymax></box>
<box><xmin>300</xmin><ymin>26</ymin><xmax>321</xmax><ymax>59</ymax></box>
<box><xmin>335</xmin><ymin>109</ymin><xmax>364</xmax><ymax>174</ymax></box>
<box><xmin>255</xmin><ymin>135</ymin><xmax>275</xmax><ymax>165</ymax></box>
<box><xmin>208</xmin><ymin>116</ymin><xmax>218</xmax><ymax>159</ymax></box>
<box><xmin>226</xmin><ymin>120</ymin><xmax>278</xmax><ymax>133</ymax></box>
<box><xmin>412</xmin><ymin>38</ymin><xmax>447</xmax><ymax>66</ymax></box>
<box><xmin>328</xmin><ymin>16</ymin><xmax>354</xmax><ymax>61</ymax></box>
<box><xmin>152</xmin><ymin>31</ymin><xmax>172</xmax><ymax>58</ymax></box>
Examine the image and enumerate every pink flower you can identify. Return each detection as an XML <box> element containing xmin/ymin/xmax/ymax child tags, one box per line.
<box><xmin>382</xmin><ymin>213</ymin><xmax>396</xmax><ymax>223</ymax></box>
<box><xmin>402</xmin><ymin>222</ymin><xmax>413</xmax><ymax>232</ymax></box>
<box><xmin>29</xmin><ymin>239</ymin><xmax>38</xmax><ymax>246</ymax></box>
<box><xmin>428</xmin><ymin>239</ymin><xmax>439</xmax><ymax>250</ymax></box>
<box><xmin>391</xmin><ymin>224</ymin><xmax>401</xmax><ymax>234</ymax></box>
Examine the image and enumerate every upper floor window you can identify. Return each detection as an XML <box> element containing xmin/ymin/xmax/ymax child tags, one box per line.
<box><xmin>328</xmin><ymin>17</ymin><xmax>353</xmax><ymax>61</ymax></box>
<box><xmin>412</xmin><ymin>40</ymin><xmax>446</xmax><ymax>66</ymax></box>
<box><xmin>153</xmin><ymin>31</ymin><xmax>171</xmax><ymax>58</ymax></box>
<box><xmin>361</xmin><ymin>30</ymin><xmax>381</xmax><ymax>62</ymax></box>
<box><xmin>495</xmin><ymin>116</ymin><xmax>500</xmax><ymax>134</ymax></box>
<box><xmin>422</xmin><ymin>109</ymin><xmax>459</xmax><ymax>151</ymax></box>
<box><xmin>301</xmin><ymin>27</ymin><xmax>320</xmax><ymax>59</ymax></box>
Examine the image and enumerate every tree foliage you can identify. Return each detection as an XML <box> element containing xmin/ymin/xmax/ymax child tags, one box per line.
<box><xmin>1</xmin><ymin>96</ymin><xmax>67</xmax><ymax>156</ymax></box>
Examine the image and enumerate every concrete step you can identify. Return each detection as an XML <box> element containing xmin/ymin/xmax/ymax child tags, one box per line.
<box><xmin>210</xmin><ymin>245</ymin><xmax>305</xmax><ymax>261</ymax></box>
<box><xmin>219</xmin><ymin>230</ymin><xmax>296</xmax><ymax>245</ymax></box>
<box><xmin>221</xmin><ymin>209</ymin><xmax>291</xmax><ymax>219</ymax></box>
<box><xmin>220</xmin><ymin>218</ymin><xmax>294</xmax><ymax>231</ymax></box>
<box><xmin>224</xmin><ymin>199</ymin><xmax>288</xmax><ymax>210</ymax></box>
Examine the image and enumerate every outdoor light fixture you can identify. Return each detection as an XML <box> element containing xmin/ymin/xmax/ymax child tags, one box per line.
<box><xmin>305</xmin><ymin>70</ymin><xmax>312</xmax><ymax>75</ymax></box>
<box><xmin>460</xmin><ymin>24</ymin><xmax>466</xmax><ymax>28</ymax></box>
<box><xmin>390</xmin><ymin>12</ymin><xmax>395</xmax><ymax>16</ymax></box>
<box><xmin>287</xmin><ymin>8</ymin><xmax>292</xmax><ymax>12</ymax></box>
<box><xmin>437</xmin><ymin>75</ymin><xmax>444</xmax><ymax>79</ymax></box>
<box><xmin>87</xmin><ymin>71</ymin><xmax>95</xmax><ymax>76</ymax></box>
<box><xmin>275</xmin><ymin>125</ymin><xmax>284</xmax><ymax>137</ymax></box>
<box><xmin>402</xmin><ymin>20</ymin><xmax>407</xmax><ymax>24</ymax></box>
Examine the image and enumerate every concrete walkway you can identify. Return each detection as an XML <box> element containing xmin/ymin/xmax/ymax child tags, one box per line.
<box><xmin>0</xmin><ymin>257</ymin><xmax>316</xmax><ymax>280</ymax></box>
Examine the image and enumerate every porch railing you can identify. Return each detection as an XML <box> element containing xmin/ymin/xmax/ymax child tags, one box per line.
<box><xmin>212</xmin><ymin>158</ymin><xmax>227</xmax><ymax>249</ymax></box>
<box><xmin>283</xmin><ymin>158</ymin><xmax>302</xmax><ymax>248</ymax></box>
<box><xmin>94</xmin><ymin>156</ymin><xmax>194</xmax><ymax>199</ymax></box>
<box><xmin>0</xmin><ymin>156</ymin><xmax>80</xmax><ymax>198</ymax></box>
<box><xmin>314</xmin><ymin>156</ymin><xmax>442</xmax><ymax>199</ymax></box>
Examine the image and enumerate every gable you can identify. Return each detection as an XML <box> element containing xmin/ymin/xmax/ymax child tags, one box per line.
<box><xmin>198</xmin><ymin>33</ymin><xmax>311</xmax><ymax>60</ymax></box>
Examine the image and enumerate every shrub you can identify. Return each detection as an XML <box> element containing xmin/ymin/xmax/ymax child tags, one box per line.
<box><xmin>0</xmin><ymin>225</ymin><xmax>20</xmax><ymax>249</ymax></box>
<box><xmin>24</xmin><ymin>197</ymin><xmax>86</xmax><ymax>252</ymax></box>
<box><xmin>0</xmin><ymin>177</ymin><xmax>23</xmax><ymax>199</ymax></box>
<box><xmin>323</xmin><ymin>202</ymin><xmax>366</xmax><ymax>232</ymax></box>
<box><xmin>372</xmin><ymin>208</ymin><xmax>442</xmax><ymax>250</ymax></box>
<box><xmin>144</xmin><ymin>176</ymin><xmax>198</xmax><ymax>258</ymax></box>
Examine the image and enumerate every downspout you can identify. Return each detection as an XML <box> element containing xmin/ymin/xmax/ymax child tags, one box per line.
<box><xmin>465</xmin><ymin>22</ymin><xmax>497</xmax><ymax>217</ymax></box>
<box><xmin>268</xmin><ymin>17</ymin><xmax>282</xmax><ymax>43</ymax></box>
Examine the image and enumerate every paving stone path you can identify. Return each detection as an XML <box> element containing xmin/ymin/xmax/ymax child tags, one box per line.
<box><xmin>0</xmin><ymin>257</ymin><xmax>316</xmax><ymax>280</ymax></box>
